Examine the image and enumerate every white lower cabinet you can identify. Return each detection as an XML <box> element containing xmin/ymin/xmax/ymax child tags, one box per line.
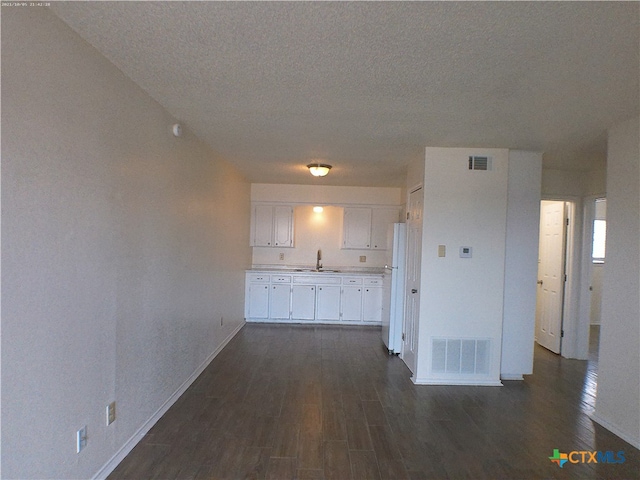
<box><xmin>363</xmin><ymin>286</ymin><xmax>383</xmax><ymax>322</ymax></box>
<box><xmin>316</xmin><ymin>285</ymin><xmax>341</xmax><ymax>321</ymax></box>
<box><xmin>247</xmin><ymin>283</ymin><xmax>270</xmax><ymax>319</ymax></box>
<box><xmin>341</xmin><ymin>286</ymin><xmax>363</xmax><ymax>321</ymax></box>
<box><xmin>270</xmin><ymin>284</ymin><xmax>291</xmax><ymax>320</ymax></box>
<box><xmin>246</xmin><ymin>272</ymin><xmax>384</xmax><ymax>324</ymax></box>
<box><xmin>292</xmin><ymin>284</ymin><xmax>316</xmax><ymax>320</ymax></box>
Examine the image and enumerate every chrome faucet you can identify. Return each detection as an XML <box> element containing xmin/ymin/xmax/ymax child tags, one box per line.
<box><xmin>316</xmin><ymin>249</ymin><xmax>323</xmax><ymax>271</ymax></box>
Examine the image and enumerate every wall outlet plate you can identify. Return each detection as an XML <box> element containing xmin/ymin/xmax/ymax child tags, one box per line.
<box><xmin>107</xmin><ymin>402</ymin><xmax>116</xmax><ymax>425</ymax></box>
<box><xmin>459</xmin><ymin>246</ymin><xmax>473</xmax><ymax>258</ymax></box>
<box><xmin>359</xmin><ymin>256</ymin><xmax>366</xmax><ymax>263</ymax></box>
<box><xmin>77</xmin><ymin>426</ymin><xmax>87</xmax><ymax>453</ymax></box>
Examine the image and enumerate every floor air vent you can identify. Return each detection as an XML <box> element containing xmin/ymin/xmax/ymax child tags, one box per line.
<box><xmin>432</xmin><ymin>338</ymin><xmax>490</xmax><ymax>375</ymax></box>
<box><xmin>468</xmin><ymin>156</ymin><xmax>492</xmax><ymax>171</ymax></box>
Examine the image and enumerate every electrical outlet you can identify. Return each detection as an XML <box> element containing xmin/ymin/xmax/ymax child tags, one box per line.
<box><xmin>77</xmin><ymin>426</ymin><xmax>87</xmax><ymax>453</ymax></box>
<box><xmin>279</xmin><ymin>253</ymin><xmax>285</xmax><ymax>261</ymax></box>
<box><xmin>106</xmin><ymin>401</ymin><xmax>116</xmax><ymax>425</ymax></box>
<box><xmin>359</xmin><ymin>256</ymin><xmax>366</xmax><ymax>263</ymax></box>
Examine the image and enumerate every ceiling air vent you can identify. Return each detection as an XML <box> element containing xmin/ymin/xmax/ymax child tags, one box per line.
<box><xmin>468</xmin><ymin>156</ymin><xmax>492</xmax><ymax>171</ymax></box>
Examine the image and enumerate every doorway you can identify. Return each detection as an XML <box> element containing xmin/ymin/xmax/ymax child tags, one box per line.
<box><xmin>588</xmin><ymin>198</ymin><xmax>606</xmax><ymax>360</ymax></box>
<box><xmin>535</xmin><ymin>200</ymin><xmax>569</xmax><ymax>354</ymax></box>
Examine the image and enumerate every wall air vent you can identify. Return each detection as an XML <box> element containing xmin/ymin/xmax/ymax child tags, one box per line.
<box><xmin>432</xmin><ymin>338</ymin><xmax>490</xmax><ymax>375</ymax></box>
<box><xmin>468</xmin><ymin>156</ymin><xmax>492</xmax><ymax>171</ymax></box>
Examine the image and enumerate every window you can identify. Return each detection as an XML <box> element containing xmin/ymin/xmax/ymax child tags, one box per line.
<box><xmin>592</xmin><ymin>199</ymin><xmax>606</xmax><ymax>264</ymax></box>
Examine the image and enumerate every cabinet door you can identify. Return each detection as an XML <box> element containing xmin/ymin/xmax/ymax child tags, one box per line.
<box><xmin>247</xmin><ymin>283</ymin><xmax>270</xmax><ymax>319</ymax></box>
<box><xmin>316</xmin><ymin>285</ymin><xmax>341</xmax><ymax>321</ymax></box>
<box><xmin>270</xmin><ymin>284</ymin><xmax>291</xmax><ymax>319</ymax></box>
<box><xmin>341</xmin><ymin>286</ymin><xmax>363</xmax><ymax>321</ymax></box>
<box><xmin>252</xmin><ymin>205</ymin><xmax>274</xmax><ymax>246</ymax></box>
<box><xmin>370</xmin><ymin>207</ymin><xmax>400</xmax><ymax>250</ymax></box>
<box><xmin>363</xmin><ymin>287</ymin><xmax>383</xmax><ymax>322</ymax></box>
<box><xmin>273</xmin><ymin>206</ymin><xmax>294</xmax><ymax>247</ymax></box>
<box><xmin>342</xmin><ymin>208</ymin><xmax>372</xmax><ymax>249</ymax></box>
<box><xmin>292</xmin><ymin>285</ymin><xmax>316</xmax><ymax>320</ymax></box>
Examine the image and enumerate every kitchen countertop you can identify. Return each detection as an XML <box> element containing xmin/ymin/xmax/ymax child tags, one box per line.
<box><xmin>248</xmin><ymin>265</ymin><xmax>385</xmax><ymax>275</ymax></box>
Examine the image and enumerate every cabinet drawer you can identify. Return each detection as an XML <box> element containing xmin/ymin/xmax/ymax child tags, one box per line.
<box><xmin>271</xmin><ymin>275</ymin><xmax>292</xmax><ymax>283</ymax></box>
<box><xmin>248</xmin><ymin>274</ymin><xmax>270</xmax><ymax>283</ymax></box>
<box><xmin>364</xmin><ymin>277</ymin><xmax>383</xmax><ymax>286</ymax></box>
<box><xmin>342</xmin><ymin>277</ymin><xmax>363</xmax><ymax>285</ymax></box>
<box><xmin>315</xmin><ymin>276</ymin><xmax>341</xmax><ymax>285</ymax></box>
<box><xmin>293</xmin><ymin>276</ymin><xmax>315</xmax><ymax>284</ymax></box>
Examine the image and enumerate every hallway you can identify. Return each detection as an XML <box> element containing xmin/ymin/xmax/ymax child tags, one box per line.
<box><xmin>109</xmin><ymin>324</ymin><xmax>638</xmax><ymax>479</ymax></box>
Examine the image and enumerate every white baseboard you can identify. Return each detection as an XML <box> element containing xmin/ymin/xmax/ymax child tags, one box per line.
<box><xmin>92</xmin><ymin>321</ymin><xmax>245</xmax><ymax>480</ymax></box>
<box><xmin>412</xmin><ymin>377</ymin><xmax>503</xmax><ymax>386</ymax></box>
<box><xmin>590</xmin><ymin>412</ymin><xmax>640</xmax><ymax>450</ymax></box>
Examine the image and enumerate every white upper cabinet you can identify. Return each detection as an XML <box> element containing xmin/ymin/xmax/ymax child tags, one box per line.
<box><xmin>250</xmin><ymin>204</ymin><xmax>294</xmax><ymax>247</ymax></box>
<box><xmin>370</xmin><ymin>207</ymin><xmax>401</xmax><ymax>250</ymax></box>
<box><xmin>342</xmin><ymin>207</ymin><xmax>372</xmax><ymax>249</ymax></box>
<box><xmin>342</xmin><ymin>206</ymin><xmax>400</xmax><ymax>250</ymax></box>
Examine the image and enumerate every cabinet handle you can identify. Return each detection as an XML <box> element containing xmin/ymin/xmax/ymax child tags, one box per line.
<box><xmin>411</xmin><ymin>289</ymin><xmax>418</xmax><ymax>294</ymax></box>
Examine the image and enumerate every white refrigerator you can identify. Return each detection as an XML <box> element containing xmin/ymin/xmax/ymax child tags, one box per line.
<box><xmin>382</xmin><ymin>223</ymin><xmax>406</xmax><ymax>354</ymax></box>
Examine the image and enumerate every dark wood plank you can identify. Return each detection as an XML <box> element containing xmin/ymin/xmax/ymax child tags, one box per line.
<box><xmin>346</xmin><ymin>419</ymin><xmax>373</xmax><ymax>451</ymax></box>
<box><xmin>265</xmin><ymin>457</ymin><xmax>297</xmax><ymax>480</ymax></box>
<box><xmin>324</xmin><ymin>440</ymin><xmax>352</xmax><ymax>480</ymax></box>
<box><xmin>361</xmin><ymin>400</ymin><xmax>387</xmax><ymax>426</ymax></box>
<box><xmin>349</xmin><ymin>450</ymin><xmax>381</xmax><ymax>480</ymax></box>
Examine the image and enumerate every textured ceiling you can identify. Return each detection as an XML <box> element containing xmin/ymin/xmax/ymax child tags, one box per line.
<box><xmin>50</xmin><ymin>2</ymin><xmax>639</xmax><ymax>187</ymax></box>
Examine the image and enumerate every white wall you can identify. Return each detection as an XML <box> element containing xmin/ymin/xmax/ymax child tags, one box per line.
<box><xmin>414</xmin><ymin>148</ymin><xmax>509</xmax><ymax>385</ymax></box>
<box><xmin>541</xmin><ymin>168</ymin><xmax>587</xmax><ymax>198</ymax></box>
<box><xmin>501</xmin><ymin>151</ymin><xmax>542</xmax><ymax>379</ymax></box>
<box><xmin>250</xmin><ymin>184</ymin><xmax>402</xmax><ymax>269</ymax></box>
<box><xmin>1</xmin><ymin>8</ymin><xmax>251</xmax><ymax>479</ymax></box>
<box><xmin>593</xmin><ymin>116</ymin><xmax>640</xmax><ymax>448</ymax></box>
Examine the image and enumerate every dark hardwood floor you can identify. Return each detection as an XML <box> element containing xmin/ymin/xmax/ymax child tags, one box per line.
<box><xmin>108</xmin><ymin>324</ymin><xmax>639</xmax><ymax>479</ymax></box>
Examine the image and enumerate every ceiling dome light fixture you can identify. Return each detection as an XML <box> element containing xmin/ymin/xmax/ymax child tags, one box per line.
<box><xmin>307</xmin><ymin>163</ymin><xmax>332</xmax><ymax>177</ymax></box>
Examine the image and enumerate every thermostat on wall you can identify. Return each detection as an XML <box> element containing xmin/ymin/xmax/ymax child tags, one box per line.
<box><xmin>459</xmin><ymin>246</ymin><xmax>472</xmax><ymax>258</ymax></box>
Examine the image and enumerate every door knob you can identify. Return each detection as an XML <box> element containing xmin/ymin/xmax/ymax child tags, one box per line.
<box><xmin>411</xmin><ymin>289</ymin><xmax>418</xmax><ymax>294</ymax></box>
<box><xmin>537</xmin><ymin>280</ymin><xmax>543</xmax><ymax>285</ymax></box>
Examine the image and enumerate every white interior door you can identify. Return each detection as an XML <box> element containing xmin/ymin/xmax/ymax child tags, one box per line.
<box><xmin>535</xmin><ymin>200</ymin><xmax>566</xmax><ymax>354</ymax></box>
<box><xmin>402</xmin><ymin>187</ymin><xmax>423</xmax><ymax>373</ymax></box>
